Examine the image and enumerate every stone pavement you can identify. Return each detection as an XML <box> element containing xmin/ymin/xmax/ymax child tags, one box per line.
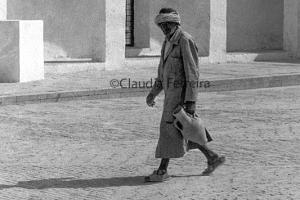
<box><xmin>0</xmin><ymin>86</ymin><xmax>299</xmax><ymax>199</ymax></box>
<box><xmin>1</xmin><ymin>59</ymin><xmax>300</xmax><ymax>105</ymax></box>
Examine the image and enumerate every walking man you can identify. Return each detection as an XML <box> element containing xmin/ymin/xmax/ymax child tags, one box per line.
<box><xmin>145</xmin><ymin>8</ymin><xmax>225</xmax><ymax>182</ymax></box>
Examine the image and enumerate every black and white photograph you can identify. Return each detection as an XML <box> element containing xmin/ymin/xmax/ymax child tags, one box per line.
<box><xmin>0</xmin><ymin>0</ymin><xmax>299</xmax><ymax>199</ymax></box>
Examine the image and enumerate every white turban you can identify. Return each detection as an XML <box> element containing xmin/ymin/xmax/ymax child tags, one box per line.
<box><xmin>154</xmin><ymin>12</ymin><xmax>181</xmax><ymax>26</ymax></box>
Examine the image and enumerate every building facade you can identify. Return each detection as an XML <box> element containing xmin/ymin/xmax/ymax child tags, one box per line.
<box><xmin>1</xmin><ymin>0</ymin><xmax>300</xmax><ymax>70</ymax></box>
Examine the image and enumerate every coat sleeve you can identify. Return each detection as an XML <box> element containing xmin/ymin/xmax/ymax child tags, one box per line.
<box><xmin>149</xmin><ymin>59</ymin><xmax>163</xmax><ymax>97</ymax></box>
<box><xmin>180</xmin><ymin>36</ymin><xmax>199</xmax><ymax>102</ymax></box>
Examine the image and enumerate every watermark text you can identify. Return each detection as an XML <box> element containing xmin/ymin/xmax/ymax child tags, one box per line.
<box><xmin>110</xmin><ymin>78</ymin><xmax>211</xmax><ymax>89</ymax></box>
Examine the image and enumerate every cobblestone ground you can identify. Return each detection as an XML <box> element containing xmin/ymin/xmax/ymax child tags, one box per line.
<box><xmin>0</xmin><ymin>86</ymin><xmax>299</xmax><ymax>200</ymax></box>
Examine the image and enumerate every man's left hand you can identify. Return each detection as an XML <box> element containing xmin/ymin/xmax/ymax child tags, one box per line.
<box><xmin>184</xmin><ymin>101</ymin><xmax>196</xmax><ymax>115</ymax></box>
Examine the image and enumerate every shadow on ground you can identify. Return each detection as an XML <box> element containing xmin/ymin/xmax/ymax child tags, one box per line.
<box><xmin>0</xmin><ymin>176</ymin><xmax>153</xmax><ymax>190</ymax></box>
<box><xmin>0</xmin><ymin>174</ymin><xmax>206</xmax><ymax>190</ymax></box>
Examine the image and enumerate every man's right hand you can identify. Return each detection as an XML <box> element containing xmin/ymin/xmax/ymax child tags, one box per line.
<box><xmin>146</xmin><ymin>93</ymin><xmax>156</xmax><ymax>107</ymax></box>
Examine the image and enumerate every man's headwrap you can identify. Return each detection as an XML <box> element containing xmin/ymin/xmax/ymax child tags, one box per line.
<box><xmin>154</xmin><ymin>11</ymin><xmax>181</xmax><ymax>26</ymax></box>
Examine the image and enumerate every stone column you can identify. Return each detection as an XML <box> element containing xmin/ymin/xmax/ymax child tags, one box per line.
<box><xmin>284</xmin><ymin>0</ymin><xmax>300</xmax><ymax>58</ymax></box>
<box><xmin>0</xmin><ymin>20</ymin><xmax>44</xmax><ymax>83</ymax></box>
<box><xmin>209</xmin><ymin>0</ymin><xmax>227</xmax><ymax>63</ymax></box>
<box><xmin>0</xmin><ymin>0</ymin><xmax>6</xmax><ymax>19</ymax></box>
<box><xmin>105</xmin><ymin>0</ymin><xmax>126</xmax><ymax>70</ymax></box>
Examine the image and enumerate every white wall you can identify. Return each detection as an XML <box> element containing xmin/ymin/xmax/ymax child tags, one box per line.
<box><xmin>0</xmin><ymin>20</ymin><xmax>44</xmax><ymax>83</ymax></box>
<box><xmin>105</xmin><ymin>0</ymin><xmax>126</xmax><ymax>70</ymax></box>
<box><xmin>227</xmin><ymin>0</ymin><xmax>284</xmax><ymax>52</ymax></box>
<box><xmin>0</xmin><ymin>0</ymin><xmax>6</xmax><ymax>19</ymax></box>
<box><xmin>8</xmin><ymin>0</ymin><xmax>106</xmax><ymax>61</ymax></box>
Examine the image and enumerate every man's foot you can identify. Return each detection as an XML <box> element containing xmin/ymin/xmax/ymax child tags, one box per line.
<box><xmin>201</xmin><ymin>156</ymin><xmax>225</xmax><ymax>176</ymax></box>
<box><xmin>144</xmin><ymin>169</ymin><xmax>171</xmax><ymax>182</ymax></box>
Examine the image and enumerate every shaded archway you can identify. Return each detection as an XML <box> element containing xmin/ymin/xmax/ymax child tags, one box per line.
<box><xmin>126</xmin><ymin>0</ymin><xmax>210</xmax><ymax>57</ymax></box>
<box><xmin>227</xmin><ymin>0</ymin><xmax>284</xmax><ymax>52</ymax></box>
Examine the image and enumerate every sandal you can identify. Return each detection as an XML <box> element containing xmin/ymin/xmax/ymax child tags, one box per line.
<box><xmin>144</xmin><ymin>169</ymin><xmax>171</xmax><ymax>182</ymax></box>
<box><xmin>201</xmin><ymin>156</ymin><xmax>226</xmax><ymax>176</ymax></box>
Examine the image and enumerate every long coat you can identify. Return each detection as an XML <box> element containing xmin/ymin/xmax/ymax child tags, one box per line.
<box><xmin>150</xmin><ymin>27</ymin><xmax>209</xmax><ymax>158</ymax></box>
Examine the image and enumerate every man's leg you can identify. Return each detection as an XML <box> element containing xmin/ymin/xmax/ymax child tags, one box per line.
<box><xmin>189</xmin><ymin>141</ymin><xmax>225</xmax><ymax>175</ymax></box>
<box><xmin>198</xmin><ymin>144</ymin><xmax>219</xmax><ymax>161</ymax></box>
<box><xmin>144</xmin><ymin>158</ymin><xmax>170</xmax><ymax>182</ymax></box>
<box><xmin>158</xmin><ymin>158</ymin><xmax>170</xmax><ymax>172</ymax></box>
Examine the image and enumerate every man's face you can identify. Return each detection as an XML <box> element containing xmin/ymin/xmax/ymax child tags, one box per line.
<box><xmin>159</xmin><ymin>22</ymin><xmax>174</xmax><ymax>36</ymax></box>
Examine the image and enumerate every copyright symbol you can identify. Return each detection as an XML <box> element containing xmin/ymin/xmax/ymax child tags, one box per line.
<box><xmin>110</xmin><ymin>79</ymin><xmax>119</xmax><ymax>88</ymax></box>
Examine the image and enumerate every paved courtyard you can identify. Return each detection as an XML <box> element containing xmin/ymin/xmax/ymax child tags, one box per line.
<box><xmin>0</xmin><ymin>86</ymin><xmax>299</xmax><ymax>200</ymax></box>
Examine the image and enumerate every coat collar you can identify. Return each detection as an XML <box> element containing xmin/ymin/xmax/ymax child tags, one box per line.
<box><xmin>162</xmin><ymin>27</ymin><xmax>182</xmax><ymax>61</ymax></box>
<box><xmin>166</xmin><ymin>26</ymin><xmax>182</xmax><ymax>45</ymax></box>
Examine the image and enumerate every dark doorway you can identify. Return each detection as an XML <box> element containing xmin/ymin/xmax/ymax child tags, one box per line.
<box><xmin>126</xmin><ymin>0</ymin><xmax>134</xmax><ymax>46</ymax></box>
